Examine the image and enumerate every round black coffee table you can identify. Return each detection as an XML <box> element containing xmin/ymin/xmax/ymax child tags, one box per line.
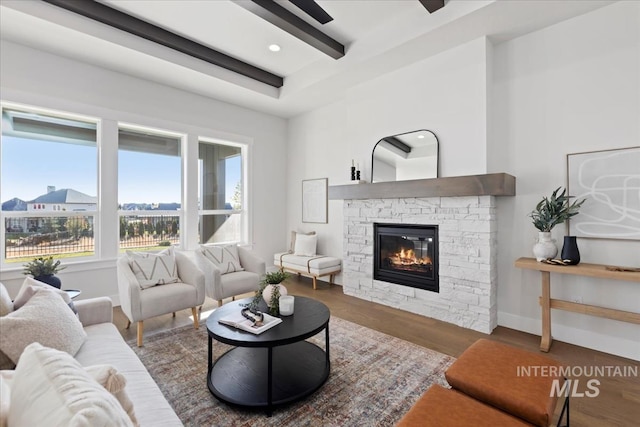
<box><xmin>206</xmin><ymin>296</ymin><xmax>330</xmax><ymax>414</ymax></box>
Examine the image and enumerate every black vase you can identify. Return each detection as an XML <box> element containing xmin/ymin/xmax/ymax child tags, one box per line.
<box><xmin>561</xmin><ymin>236</ymin><xmax>580</xmax><ymax>265</ymax></box>
<box><xmin>34</xmin><ymin>274</ymin><xmax>62</xmax><ymax>289</ymax></box>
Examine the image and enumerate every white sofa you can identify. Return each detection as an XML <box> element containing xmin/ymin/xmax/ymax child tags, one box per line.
<box><xmin>74</xmin><ymin>297</ymin><xmax>182</xmax><ymax>426</ymax></box>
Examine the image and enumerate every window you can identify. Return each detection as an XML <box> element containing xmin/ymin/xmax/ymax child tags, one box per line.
<box><xmin>118</xmin><ymin>125</ymin><xmax>182</xmax><ymax>252</ymax></box>
<box><xmin>1</xmin><ymin>106</ymin><xmax>98</xmax><ymax>263</ymax></box>
<box><xmin>198</xmin><ymin>140</ymin><xmax>245</xmax><ymax>244</ymax></box>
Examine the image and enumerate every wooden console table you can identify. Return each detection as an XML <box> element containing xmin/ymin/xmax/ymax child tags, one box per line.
<box><xmin>514</xmin><ymin>257</ymin><xmax>640</xmax><ymax>352</ymax></box>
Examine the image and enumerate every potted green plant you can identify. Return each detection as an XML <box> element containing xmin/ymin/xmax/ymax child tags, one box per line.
<box><xmin>23</xmin><ymin>256</ymin><xmax>66</xmax><ymax>288</ymax></box>
<box><xmin>529</xmin><ymin>187</ymin><xmax>584</xmax><ymax>261</ymax></box>
<box><xmin>245</xmin><ymin>270</ymin><xmax>290</xmax><ymax>316</ymax></box>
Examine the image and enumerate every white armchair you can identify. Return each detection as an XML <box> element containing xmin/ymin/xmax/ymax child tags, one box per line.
<box><xmin>117</xmin><ymin>251</ymin><xmax>205</xmax><ymax>346</ymax></box>
<box><xmin>194</xmin><ymin>246</ymin><xmax>265</xmax><ymax>306</ymax></box>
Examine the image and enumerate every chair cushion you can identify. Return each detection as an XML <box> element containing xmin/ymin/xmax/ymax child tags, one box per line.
<box><xmin>0</xmin><ymin>288</ymin><xmax>86</xmax><ymax>364</ymax></box>
<box><xmin>396</xmin><ymin>384</ymin><xmax>533</xmax><ymax>427</ymax></box>
<box><xmin>200</xmin><ymin>244</ymin><xmax>244</xmax><ymax>274</ymax></box>
<box><xmin>127</xmin><ymin>247</ymin><xmax>180</xmax><ymax>289</ymax></box>
<box><xmin>138</xmin><ymin>282</ymin><xmax>199</xmax><ymax>320</ymax></box>
<box><xmin>220</xmin><ymin>271</ymin><xmax>261</xmax><ymax>297</ymax></box>
<box><xmin>445</xmin><ymin>339</ymin><xmax>563</xmax><ymax>427</ymax></box>
<box><xmin>275</xmin><ymin>252</ymin><xmax>341</xmax><ymax>271</ymax></box>
<box><xmin>9</xmin><ymin>343</ymin><xmax>134</xmax><ymax>427</ymax></box>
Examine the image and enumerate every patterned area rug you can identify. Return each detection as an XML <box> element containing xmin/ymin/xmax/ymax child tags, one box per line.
<box><xmin>129</xmin><ymin>316</ymin><xmax>455</xmax><ymax>427</ymax></box>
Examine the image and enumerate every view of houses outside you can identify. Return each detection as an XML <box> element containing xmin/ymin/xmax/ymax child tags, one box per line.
<box><xmin>2</xmin><ymin>110</ymin><xmax>243</xmax><ymax>263</ymax></box>
<box><xmin>1</xmin><ymin>131</ymin><xmax>182</xmax><ymax>262</ymax></box>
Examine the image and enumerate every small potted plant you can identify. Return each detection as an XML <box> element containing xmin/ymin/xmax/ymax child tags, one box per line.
<box><xmin>529</xmin><ymin>187</ymin><xmax>584</xmax><ymax>261</ymax></box>
<box><xmin>244</xmin><ymin>271</ymin><xmax>290</xmax><ymax>316</ymax></box>
<box><xmin>23</xmin><ymin>256</ymin><xmax>66</xmax><ymax>288</ymax></box>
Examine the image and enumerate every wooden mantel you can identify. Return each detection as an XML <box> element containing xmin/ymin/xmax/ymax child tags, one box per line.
<box><xmin>328</xmin><ymin>173</ymin><xmax>515</xmax><ymax>200</ymax></box>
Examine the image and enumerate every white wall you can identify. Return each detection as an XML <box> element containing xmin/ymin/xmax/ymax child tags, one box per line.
<box><xmin>492</xmin><ymin>1</ymin><xmax>639</xmax><ymax>360</ymax></box>
<box><xmin>287</xmin><ymin>3</ymin><xmax>639</xmax><ymax>360</ymax></box>
<box><xmin>287</xmin><ymin>37</ymin><xmax>491</xmax><ymax>284</ymax></box>
<box><xmin>0</xmin><ymin>40</ymin><xmax>288</xmax><ymax>301</ymax></box>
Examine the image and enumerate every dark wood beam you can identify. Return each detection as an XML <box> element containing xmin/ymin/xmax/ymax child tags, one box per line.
<box><xmin>236</xmin><ymin>0</ymin><xmax>345</xmax><ymax>59</ymax></box>
<box><xmin>383</xmin><ymin>136</ymin><xmax>412</xmax><ymax>154</ymax></box>
<box><xmin>419</xmin><ymin>0</ymin><xmax>445</xmax><ymax>14</ymax></box>
<box><xmin>289</xmin><ymin>0</ymin><xmax>333</xmax><ymax>25</ymax></box>
<box><xmin>42</xmin><ymin>0</ymin><xmax>284</xmax><ymax>88</ymax></box>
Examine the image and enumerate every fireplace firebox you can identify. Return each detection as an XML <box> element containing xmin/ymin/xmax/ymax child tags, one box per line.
<box><xmin>373</xmin><ymin>223</ymin><xmax>438</xmax><ymax>292</ymax></box>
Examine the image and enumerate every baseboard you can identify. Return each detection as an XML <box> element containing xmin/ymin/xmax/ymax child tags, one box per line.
<box><xmin>498</xmin><ymin>311</ymin><xmax>640</xmax><ymax>361</ymax></box>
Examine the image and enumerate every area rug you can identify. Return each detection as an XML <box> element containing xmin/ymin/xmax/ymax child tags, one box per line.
<box><xmin>128</xmin><ymin>317</ymin><xmax>455</xmax><ymax>427</ymax></box>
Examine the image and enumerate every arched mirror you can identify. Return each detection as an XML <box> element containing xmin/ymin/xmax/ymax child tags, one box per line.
<box><xmin>371</xmin><ymin>130</ymin><xmax>439</xmax><ymax>183</ymax></box>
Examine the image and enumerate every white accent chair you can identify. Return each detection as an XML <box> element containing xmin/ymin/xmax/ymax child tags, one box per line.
<box><xmin>194</xmin><ymin>246</ymin><xmax>265</xmax><ymax>306</ymax></box>
<box><xmin>117</xmin><ymin>251</ymin><xmax>205</xmax><ymax>346</ymax></box>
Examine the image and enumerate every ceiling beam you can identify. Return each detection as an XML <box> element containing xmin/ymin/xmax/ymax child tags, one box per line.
<box><xmin>235</xmin><ymin>0</ymin><xmax>345</xmax><ymax>59</ymax></box>
<box><xmin>419</xmin><ymin>0</ymin><xmax>445</xmax><ymax>14</ymax></box>
<box><xmin>42</xmin><ymin>0</ymin><xmax>284</xmax><ymax>88</ymax></box>
<box><xmin>383</xmin><ymin>137</ymin><xmax>412</xmax><ymax>154</ymax></box>
<box><xmin>289</xmin><ymin>0</ymin><xmax>333</xmax><ymax>25</ymax></box>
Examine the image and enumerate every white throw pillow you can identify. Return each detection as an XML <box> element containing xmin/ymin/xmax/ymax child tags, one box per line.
<box><xmin>85</xmin><ymin>365</ymin><xmax>139</xmax><ymax>426</ymax></box>
<box><xmin>0</xmin><ymin>283</ymin><xmax>13</xmax><ymax>317</ymax></box>
<box><xmin>200</xmin><ymin>244</ymin><xmax>244</xmax><ymax>274</ymax></box>
<box><xmin>13</xmin><ymin>277</ymin><xmax>76</xmax><ymax>314</ymax></box>
<box><xmin>0</xmin><ymin>288</ymin><xmax>87</xmax><ymax>364</ymax></box>
<box><xmin>289</xmin><ymin>230</ymin><xmax>316</xmax><ymax>253</ymax></box>
<box><xmin>8</xmin><ymin>343</ymin><xmax>134</xmax><ymax>427</ymax></box>
<box><xmin>294</xmin><ymin>233</ymin><xmax>318</xmax><ymax>256</ymax></box>
<box><xmin>127</xmin><ymin>247</ymin><xmax>180</xmax><ymax>289</ymax></box>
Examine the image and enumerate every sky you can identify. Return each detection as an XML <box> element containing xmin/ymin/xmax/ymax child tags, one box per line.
<box><xmin>1</xmin><ymin>136</ymin><xmax>241</xmax><ymax>205</ymax></box>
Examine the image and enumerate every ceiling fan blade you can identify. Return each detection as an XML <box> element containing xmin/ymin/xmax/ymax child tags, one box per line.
<box><xmin>289</xmin><ymin>0</ymin><xmax>333</xmax><ymax>24</ymax></box>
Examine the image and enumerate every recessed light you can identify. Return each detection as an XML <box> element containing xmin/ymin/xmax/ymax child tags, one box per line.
<box><xmin>268</xmin><ymin>44</ymin><xmax>281</xmax><ymax>52</ymax></box>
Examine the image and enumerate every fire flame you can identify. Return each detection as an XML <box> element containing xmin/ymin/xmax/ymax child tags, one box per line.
<box><xmin>390</xmin><ymin>248</ymin><xmax>432</xmax><ymax>266</ymax></box>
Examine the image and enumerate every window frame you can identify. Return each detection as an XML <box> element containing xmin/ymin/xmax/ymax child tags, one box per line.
<box><xmin>197</xmin><ymin>136</ymin><xmax>249</xmax><ymax>246</ymax></box>
<box><xmin>0</xmin><ymin>102</ymin><xmax>101</xmax><ymax>268</ymax></box>
<box><xmin>117</xmin><ymin>122</ymin><xmax>186</xmax><ymax>252</ymax></box>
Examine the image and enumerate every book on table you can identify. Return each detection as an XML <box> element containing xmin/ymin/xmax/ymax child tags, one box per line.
<box><xmin>218</xmin><ymin>310</ymin><xmax>282</xmax><ymax>334</ymax></box>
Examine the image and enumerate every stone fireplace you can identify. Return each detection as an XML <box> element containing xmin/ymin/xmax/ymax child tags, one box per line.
<box><xmin>330</xmin><ymin>173</ymin><xmax>515</xmax><ymax>334</ymax></box>
<box><xmin>342</xmin><ymin>195</ymin><xmax>497</xmax><ymax>333</ymax></box>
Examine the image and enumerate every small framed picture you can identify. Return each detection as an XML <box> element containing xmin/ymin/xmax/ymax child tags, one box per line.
<box><xmin>302</xmin><ymin>178</ymin><xmax>328</xmax><ymax>224</ymax></box>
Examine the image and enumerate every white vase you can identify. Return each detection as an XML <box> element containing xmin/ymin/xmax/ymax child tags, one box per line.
<box><xmin>533</xmin><ymin>231</ymin><xmax>558</xmax><ymax>261</ymax></box>
<box><xmin>262</xmin><ymin>284</ymin><xmax>288</xmax><ymax>308</ymax></box>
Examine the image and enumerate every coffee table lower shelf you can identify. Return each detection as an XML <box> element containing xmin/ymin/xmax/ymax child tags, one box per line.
<box><xmin>208</xmin><ymin>341</ymin><xmax>330</xmax><ymax>411</ymax></box>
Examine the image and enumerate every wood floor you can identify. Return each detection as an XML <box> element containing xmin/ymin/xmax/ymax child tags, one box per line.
<box><xmin>114</xmin><ymin>276</ymin><xmax>640</xmax><ymax>427</ymax></box>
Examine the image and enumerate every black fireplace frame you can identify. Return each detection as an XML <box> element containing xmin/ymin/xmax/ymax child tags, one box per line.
<box><xmin>373</xmin><ymin>223</ymin><xmax>439</xmax><ymax>293</ymax></box>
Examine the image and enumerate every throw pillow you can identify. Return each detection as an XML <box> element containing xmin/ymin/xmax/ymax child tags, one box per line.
<box><xmin>200</xmin><ymin>244</ymin><xmax>244</xmax><ymax>274</ymax></box>
<box><xmin>294</xmin><ymin>233</ymin><xmax>318</xmax><ymax>256</ymax></box>
<box><xmin>13</xmin><ymin>277</ymin><xmax>77</xmax><ymax>314</ymax></box>
<box><xmin>85</xmin><ymin>365</ymin><xmax>139</xmax><ymax>426</ymax></box>
<box><xmin>289</xmin><ymin>230</ymin><xmax>316</xmax><ymax>253</ymax></box>
<box><xmin>0</xmin><ymin>283</ymin><xmax>12</xmax><ymax>316</ymax></box>
<box><xmin>0</xmin><ymin>288</ymin><xmax>87</xmax><ymax>364</ymax></box>
<box><xmin>127</xmin><ymin>247</ymin><xmax>180</xmax><ymax>289</ymax></box>
<box><xmin>9</xmin><ymin>343</ymin><xmax>134</xmax><ymax>427</ymax></box>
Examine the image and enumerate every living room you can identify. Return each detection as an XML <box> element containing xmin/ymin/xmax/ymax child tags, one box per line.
<box><xmin>1</xmin><ymin>0</ymin><xmax>638</xmax><ymax>426</ymax></box>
